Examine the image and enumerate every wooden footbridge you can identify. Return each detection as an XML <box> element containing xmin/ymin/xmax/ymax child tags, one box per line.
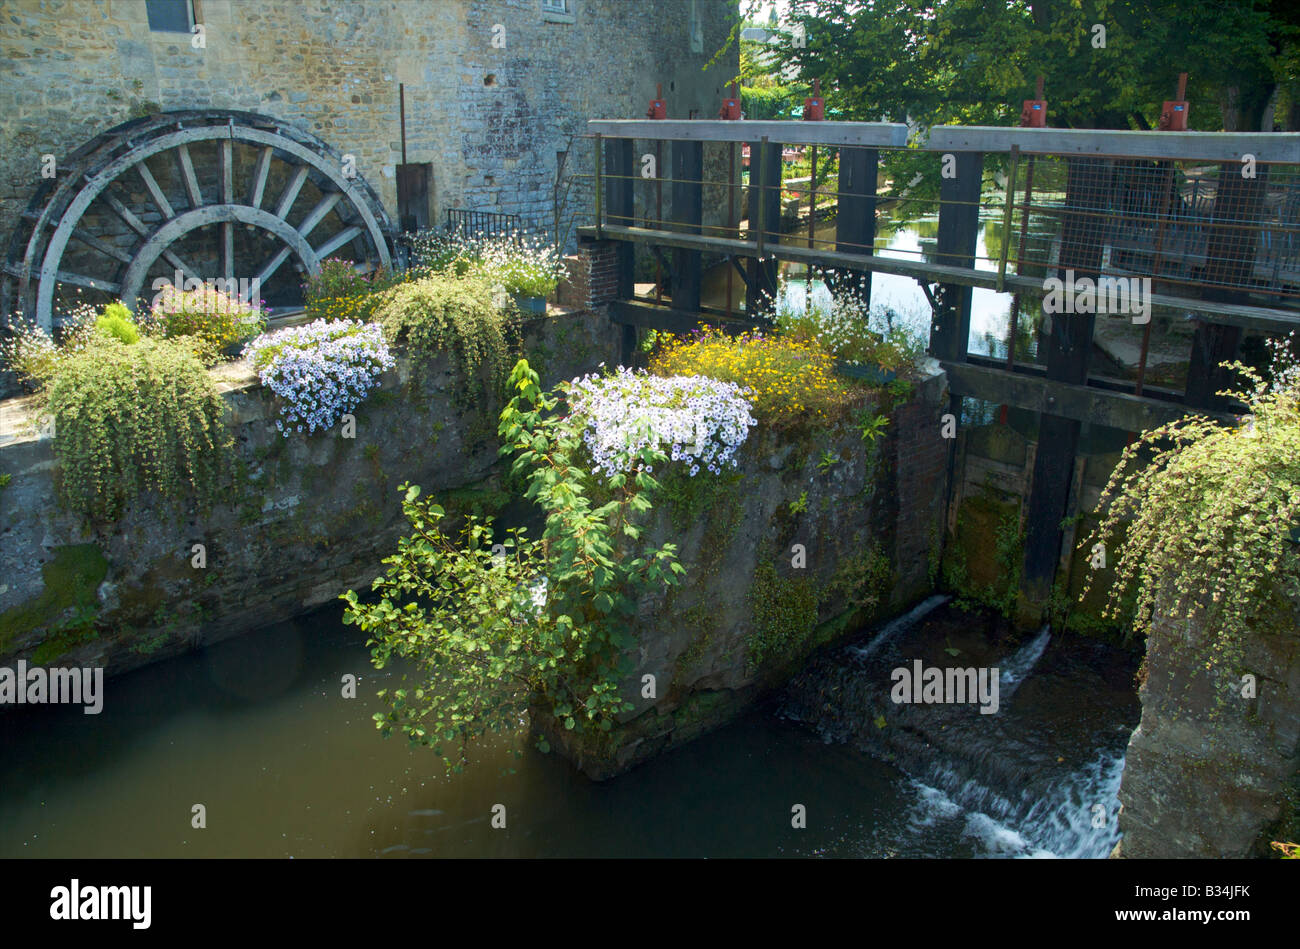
<box><xmin>574</xmin><ymin>118</ymin><xmax>1300</xmax><ymax>617</ymax></box>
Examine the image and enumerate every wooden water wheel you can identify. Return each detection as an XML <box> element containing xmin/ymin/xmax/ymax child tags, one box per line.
<box><xmin>3</xmin><ymin>109</ymin><xmax>395</xmax><ymax>329</ymax></box>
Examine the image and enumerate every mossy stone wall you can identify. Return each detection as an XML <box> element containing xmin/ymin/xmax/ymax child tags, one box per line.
<box><xmin>0</xmin><ymin>310</ymin><xmax>618</xmax><ymax>675</ymax></box>
<box><xmin>537</xmin><ymin>365</ymin><xmax>951</xmax><ymax>779</ymax></box>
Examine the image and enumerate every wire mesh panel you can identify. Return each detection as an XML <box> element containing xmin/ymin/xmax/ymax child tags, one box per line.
<box><xmin>578</xmin><ymin>122</ymin><xmax>1300</xmax><ymax>407</ymax></box>
<box><xmin>1009</xmin><ymin>157</ymin><xmax>1300</xmax><ymax>308</ymax></box>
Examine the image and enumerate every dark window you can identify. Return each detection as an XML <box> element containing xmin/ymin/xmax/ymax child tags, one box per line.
<box><xmin>542</xmin><ymin>0</ymin><xmax>569</xmax><ymax>13</ymax></box>
<box><xmin>146</xmin><ymin>0</ymin><xmax>194</xmax><ymax>33</ymax></box>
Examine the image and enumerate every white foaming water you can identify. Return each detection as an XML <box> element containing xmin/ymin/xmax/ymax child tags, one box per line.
<box><xmin>902</xmin><ymin>749</ymin><xmax>1127</xmax><ymax>858</ymax></box>
<box><xmin>849</xmin><ymin>594</ymin><xmax>951</xmax><ymax>660</ymax></box>
<box><xmin>998</xmin><ymin>626</ymin><xmax>1051</xmax><ymax>696</ymax></box>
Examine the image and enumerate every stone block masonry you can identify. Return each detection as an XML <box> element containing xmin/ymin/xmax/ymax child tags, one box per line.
<box><xmin>0</xmin><ymin>307</ymin><xmax>621</xmax><ymax>677</ymax></box>
<box><xmin>538</xmin><ymin>364</ymin><xmax>952</xmax><ymax>779</ymax></box>
<box><xmin>0</xmin><ymin>0</ymin><xmax>739</xmax><ymax>253</ymax></box>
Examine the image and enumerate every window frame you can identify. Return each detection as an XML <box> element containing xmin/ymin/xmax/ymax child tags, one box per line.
<box><xmin>145</xmin><ymin>0</ymin><xmax>196</xmax><ymax>35</ymax></box>
<box><xmin>541</xmin><ymin>0</ymin><xmax>575</xmax><ymax>24</ymax></box>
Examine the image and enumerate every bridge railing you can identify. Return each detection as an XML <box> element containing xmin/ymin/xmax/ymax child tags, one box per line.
<box><xmin>574</xmin><ymin>119</ymin><xmax>1300</xmax><ymax>412</ymax></box>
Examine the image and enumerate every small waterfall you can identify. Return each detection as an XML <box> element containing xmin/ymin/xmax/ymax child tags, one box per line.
<box><xmin>849</xmin><ymin>594</ymin><xmax>950</xmax><ymax>661</ymax></box>
<box><xmin>998</xmin><ymin>626</ymin><xmax>1051</xmax><ymax>696</ymax></box>
<box><xmin>905</xmin><ymin>749</ymin><xmax>1126</xmax><ymax>858</ymax></box>
<box><xmin>780</xmin><ymin>600</ymin><xmax>1139</xmax><ymax>859</ymax></box>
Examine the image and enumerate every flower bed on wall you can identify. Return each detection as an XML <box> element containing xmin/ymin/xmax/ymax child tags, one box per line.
<box><xmin>567</xmin><ymin>368</ymin><xmax>756</xmax><ymax>478</ymax></box>
<box><xmin>247</xmin><ymin>319</ymin><xmax>395</xmax><ymax>436</ymax></box>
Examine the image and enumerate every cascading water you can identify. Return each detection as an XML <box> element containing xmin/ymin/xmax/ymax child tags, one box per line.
<box><xmin>780</xmin><ymin>601</ymin><xmax>1140</xmax><ymax>858</ymax></box>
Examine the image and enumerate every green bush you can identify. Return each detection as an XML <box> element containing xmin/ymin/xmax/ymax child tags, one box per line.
<box><xmin>94</xmin><ymin>303</ymin><xmax>140</xmax><ymax>345</ymax></box>
<box><xmin>342</xmin><ymin>360</ymin><xmax>684</xmax><ymax>772</ymax></box>
<box><xmin>1084</xmin><ymin>337</ymin><xmax>1300</xmax><ymax>692</ymax></box>
<box><xmin>44</xmin><ymin>336</ymin><xmax>233</xmax><ymax>521</ymax></box>
<box><xmin>373</xmin><ymin>273</ymin><xmax>520</xmax><ymax>397</ymax></box>
<box><xmin>142</xmin><ymin>284</ymin><xmax>266</xmax><ymax>365</ymax></box>
<box><xmin>303</xmin><ymin>258</ymin><xmax>402</xmax><ymax>323</ymax></box>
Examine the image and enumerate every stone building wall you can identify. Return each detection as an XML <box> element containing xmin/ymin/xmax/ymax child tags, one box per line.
<box><xmin>0</xmin><ymin>0</ymin><xmax>739</xmax><ymax>249</ymax></box>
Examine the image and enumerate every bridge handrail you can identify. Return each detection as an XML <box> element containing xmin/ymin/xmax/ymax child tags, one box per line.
<box><xmin>588</xmin><ymin>119</ymin><xmax>1300</xmax><ymax>164</ymax></box>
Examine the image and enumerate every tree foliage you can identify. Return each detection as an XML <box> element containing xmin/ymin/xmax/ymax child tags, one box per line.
<box><xmin>342</xmin><ymin>360</ymin><xmax>685</xmax><ymax>772</ymax></box>
<box><xmin>767</xmin><ymin>0</ymin><xmax>1300</xmax><ymax>132</ymax></box>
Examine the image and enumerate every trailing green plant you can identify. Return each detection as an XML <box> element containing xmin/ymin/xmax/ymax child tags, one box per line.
<box><xmin>789</xmin><ymin>490</ymin><xmax>809</xmax><ymax>514</ymax></box>
<box><xmin>373</xmin><ymin>273</ymin><xmax>520</xmax><ymax>398</ymax></box>
<box><xmin>42</xmin><ymin>335</ymin><xmax>233</xmax><ymax>521</ymax></box>
<box><xmin>341</xmin><ymin>359</ymin><xmax>685</xmax><ymax>773</ymax></box>
<box><xmin>747</xmin><ymin>561</ymin><xmax>819</xmax><ymax>673</ymax></box>
<box><xmin>1082</xmin><ymin>339</ymin><xmax>1300</xmax><ymax>696</ymax></box>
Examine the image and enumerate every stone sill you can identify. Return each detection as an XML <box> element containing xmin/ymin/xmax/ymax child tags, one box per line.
<box><xmin>542</xmin><ymin>11</ymin><xmax>577</xmax><ymax>24</ymax></box>
<box><xmin>0</xmin><ymin>304</ymin><xmax>591</xmax><ymax>447</ymax></box>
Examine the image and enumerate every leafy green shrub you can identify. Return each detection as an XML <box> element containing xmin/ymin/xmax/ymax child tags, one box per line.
<box><xmin>1083</xmin><ymin>337</ymin><xmax>1300</xmax><ymax>688</ymax></box>
<box><xmin>303</xmin><ymin>258</ymin><xmax>402</xmax><ymax>323</ymax></box>
<box><xmin>43</xmin><ymin>336</ymin><xmax>233</xmax><ymax>520</ymax></box>
<box><xmin>373</xmin><ymin>273</ymin><xmax>520</xmax><ymax>396</ymax></box>
<box><xmin>342</xmin><ymin>360</ymin><xmax>684</xmax><ymax>772</ymax></box>
<box><xmin>142</xmin><ymin>284</ymin><xmax>266</xmax><ymax>365</ymax></box>
<box><xmin>94</xmin><ymin>303</ymin><xmax>140</xmax><ymax>345</ymax></box>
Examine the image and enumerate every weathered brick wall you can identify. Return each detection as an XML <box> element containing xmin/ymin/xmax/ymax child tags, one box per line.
<box><xmin>0</xmin><ymin>0</ymin><xmax>738</xmax><ymax>249</ymax></box>
<box><xmin>892</xmin><ymin>361</ymin><xmax>950</xmax><ymax>602</ymax></box>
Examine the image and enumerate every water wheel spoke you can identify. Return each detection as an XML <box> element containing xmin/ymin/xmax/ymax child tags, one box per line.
<box><xmin>54</xmin><ymin>270</ymin><xmax>121</xmax><ymax>293</ymax></box>
<box><xmin>136</xmin><ymin>161</ymin><xmax>175</xmax><ymax>220</ymax></box>
<box><xmin>176</xmin><ymin>144</ymin><xmax>203</xmax><ymax>210</ymax></box>
<box><xmin>256</xmin><ymin>246</ymin><xmax>293</xmax><ymax>285</ymax></box>
<box><xmin>248</xmin><ymin>146</ymin><xmax>274</xmax><ymax>209</ymax></box>
<box><xmin>298</xmin><ymin>192</ymin><xmax>342</xmax><ymax>239</ymax></box>
<box><xmin>315</xmin><ymin>225</ymin><xmax>363</xmax><ymax>260</ymax></box>
<box><xmin>220</xmin><ymin>140</ymin><xmax>233</xmax><ymax>205</ymax></box>
<box><xmin>101</xmin><ymin>192</ymin><xmax>150</xmax><ymax>238</ymax></box>
<box><xmin>101</xmin><ymin>191</ymin><xmax>198</xmax><ymax>280</ymax></box>
<box><xmin>162</xmin><ymin>250</ymin><xmax>202</xmax><ymax>283</ymax></box>
<box><xmin>275</xmin><ymin>166</ymin><xmax>310</xmax><ymax>220</ymax></box>
<box><xmin>71</xmin><ymin>227</ymin><xmax>132</xmax><ymax>264</ymax></box>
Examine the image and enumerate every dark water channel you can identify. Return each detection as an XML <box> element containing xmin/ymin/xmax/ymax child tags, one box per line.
<box><xmin>0</xmin><ymin>597</ymin><xmax>1138</xmax><ymax>858</ymax></box>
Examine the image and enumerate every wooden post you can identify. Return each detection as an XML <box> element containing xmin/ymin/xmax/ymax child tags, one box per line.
<box><xmin>930</xmin><ymin>150</ymin><xmax>983</xmax><ymax>361</ymax></box>
<box><xmin>604</xmin><ymin>136</ymin><xmax>635</xmax><ymax>299</ymax></box>
<box><xmin>746</xmin><ymin>138</ymin><xmax>782</xmax><ymax>318</ymax></box>
<box><xmin>1018</xmin><ymin>156</ymin><xmax>1110</xmax><ymax>627</ymax></box>
<box><xmin>832</xmin><ymin>145</ymin><xmax>878</xmax><ymax>305</ymax></box>
<box><xmin>670</xmin><ymin>139</ymin><xmax>704</xmax><ymax>313</ymax></box>
<box><xmin>604</xmin><ymin>136</ymin><xmax>635</xmax><ymax>363</ymax></box>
